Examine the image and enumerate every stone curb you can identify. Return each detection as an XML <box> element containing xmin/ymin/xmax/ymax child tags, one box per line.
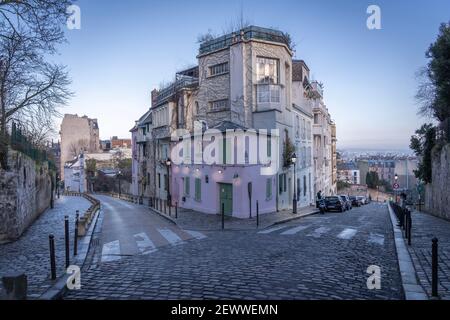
<box><xmin>387</xmin><ymin>203</ymin><xmax>428</xmax><ymax>300</ymax></box>
<box><xmin>148</xmin><ymin>206</ymin><xmax>318</xmax><ymax>231</ymax></box>
<box><xmin>38</xmin><ymin>207</ymin><xmax>102</xmax><ymax>300</ymax></box>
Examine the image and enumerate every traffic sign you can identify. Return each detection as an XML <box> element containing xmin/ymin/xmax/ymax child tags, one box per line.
<box><xmin>393</xmin><ymin>183</ymin><xmax>400</xmax><ymax>190</ymax></box>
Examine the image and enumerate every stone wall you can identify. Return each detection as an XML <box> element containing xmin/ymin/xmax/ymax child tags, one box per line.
<box><xmin>0</xmin><ymin>150</ymin><xmax>52</xmax><ymax>243</ymax></box>
<box><xmin>424</xmin><ymin>143</ymin><xmax>450</xmax><ymax>220</ymax></box>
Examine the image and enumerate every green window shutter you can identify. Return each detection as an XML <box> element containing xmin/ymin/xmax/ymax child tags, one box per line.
<box><xmin>266</xmin><ymin>178</ymin><xmax>272</xmax><ymax>199</ymax></box>
<box><xmin>279</xmin><ymin>174</ymin><xmax>283</xmax><ymax>194</ymax></box>
<box><xmin>195</xmin><ymin>178</ymin><xmax>201</xmax><ymax>201</ymax></box>
<box><xmin>184</xmin><ymin>177</ymin><xmax>190</xmax><ymax>196</ymax></box>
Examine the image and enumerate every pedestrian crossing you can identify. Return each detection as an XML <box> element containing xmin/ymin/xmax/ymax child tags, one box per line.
<box><xmin>258</xmin><ymin>224</ymin><xmax>386</xmax><ymax>245</ymax></box>
<box><xmin>100</xmin><ymin>228</ymin><xmax>207</xmax><ymax>263</ymax></box>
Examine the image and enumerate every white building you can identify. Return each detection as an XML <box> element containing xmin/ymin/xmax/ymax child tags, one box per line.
<box><xmin>64</xmin><ymin>154</ymin><xmax>86</xmax><ymax>192</ymax></box>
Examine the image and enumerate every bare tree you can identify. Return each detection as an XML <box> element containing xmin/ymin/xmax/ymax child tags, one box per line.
<box><xmin>0</xmin><ymin>0</ymin><xmax>73</xmax><ymax>169</ymax></box>
<box><xmin>69</xmin><ymin>139</ymin><xmax>88</xmax><ymax>158</ymax></box>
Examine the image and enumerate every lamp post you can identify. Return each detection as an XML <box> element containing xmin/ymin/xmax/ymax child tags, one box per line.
<box><xmin>292</xmin><ymin>153</ymin><xmax>297</xmax><ymax>214</ymax></box>
<box><xmin>117</xmin><ymin>170</ymin><xmax>122</xmax><ymax>197</ymax></box>
<box><xmin>394</xmin><ymin>173</ymin><xmax>399</xmax><ymax>203</ymax></box>
<box><xmin>166</xmin><ymin>158</ymin><xmax>172</xmax><ymax>207</ymax></box>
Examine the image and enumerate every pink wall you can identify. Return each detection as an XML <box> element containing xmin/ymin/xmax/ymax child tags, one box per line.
<box><xmin>171</xmin><ymin>164</ymin><xmax>277</xmax><ymax>219</ymax></box>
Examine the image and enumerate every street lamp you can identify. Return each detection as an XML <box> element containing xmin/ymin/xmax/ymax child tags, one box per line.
<box><xmin>394</xmin><ymin>173</ymin><xmax>399</xmax><ymax>203</ymax></box>
<box><xmin>292</xmin><ymin>153</ymin><xmax>297</xmax><ymax>214</ymax></box>
<box><xmin>166</xmin><ymin>158</ymin><xmax>172</xmax><ymax>206</ymax></box>
<box><xmin>117</xmin><ymin>170</ymin><xmax>122</xmax><ymax>197</ymax></box>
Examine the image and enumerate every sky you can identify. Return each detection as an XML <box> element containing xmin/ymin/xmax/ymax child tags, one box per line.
<box><xmin>52</xmin><ymin>0</ymin><xmax>450</xmax><ymax>151</ymax></box>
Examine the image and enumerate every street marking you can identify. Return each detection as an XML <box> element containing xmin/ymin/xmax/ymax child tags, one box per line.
<box><xmin>368</xmin><ymin>233</ymin><xmax>385</xmax><ymax>246</ymax></box>
<box><xmin>337</xmin><ymin>228</ymin><xmax>358</xmax><ymax>240</ymax></box>
<box><xmin>101</xmin><ymin>240</ymin><xmax>121</xmax><ymax>262</ymax></box>
<box><xmin>157</xmin><ymin>228</ymin><xmax>185</xmax><ymax>246</ymax></box>
<box><xmin>258</xmin><ymin>226</ymin><xmax>287</xmax><ymax>234</ymax></box>
<box><xmin>281</xmin><ymin>225</ymin><xmax>310</xmax><ymax>235</ymax></box>
<box><xmin>183</xmin><ymin>230</ymin><xmax>207</xmax><ymax>240</ymax></box>
<box><xmin>307</xmin><ymin>227</ymin><xmax>331</xmax><ymax>238</ymax></box>
<box><xmin>134</xmin><ymin>232</ymin><xmax>157</xmax><ymax>254</ymax></box>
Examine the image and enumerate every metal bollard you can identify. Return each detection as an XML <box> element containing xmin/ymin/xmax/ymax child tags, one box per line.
<box><xmin>49</xmin><ymin>235</ymin><xmax>56</xmax><ymax>280</ymax></box>
<box><xmin>256</xmin><ymin>201</ymin><xmax>259</xmax><ymax>228</ymax></box>
<box><xmin>64</xmin><ymin>216</ymin><xmax>70</xmax><ymax>268</ymax></box>
<box><xmin>432</xmin><ymin>238</ymin><xmax>439</xmax><ymax>298</ymax></box>
<box><xmin>221</xmin><ymin>203</ymin><xmax>225</xmax><ymax>230</ymax></box>
<box><xmin>74</xmin><ymin>212</ymin><xmax>79</xmax><ymax>256</ymax></box>
<box><xmin>407</xmin><ymin>211</ymin><xmax>412</xmax><ymax>246</ymax></box>
<box><xmin>175</xmin><ymin>202</ymin><xmax>178</xmax><ymax>219</ymax></box>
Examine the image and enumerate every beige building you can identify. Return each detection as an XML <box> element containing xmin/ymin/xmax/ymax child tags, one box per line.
<box><xmin>60</xmin><ymin>114</ymin><xmax>100</xmax><ymax>180</ymax></box>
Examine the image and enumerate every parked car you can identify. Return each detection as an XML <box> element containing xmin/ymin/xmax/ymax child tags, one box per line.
<box><xmin>349</xmin><ymin>196</ymin><xmax>362</xmax><ymax>207</ymax></box>
<box><xmin>324</xmin><ymin>196</ymin><xmax>346</xmax><ymax>212</ymax></box>
<box><xmin>339</xmin><ymin>195</ymin><xmax>352</xmax><ymax>210</ymax></box>
<box><xmin>357</xmin><ymin>196</ymin><xmax>367</xmax><ymax>205</ymax></box>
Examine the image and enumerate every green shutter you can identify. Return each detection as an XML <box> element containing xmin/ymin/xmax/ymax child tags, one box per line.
<box><xmin>195</xmin><ymin>178</ymin><xmax>201</xmax><ymax>201</ymax></box>
<box><xmin>185</xmin><ymin>177</ymin><xmax>190</xmax><ymax>196</ymax></box>
<box><xmin>266</xmin><ymin>178</ymin><xmax>272</xmax><ymax>199</ymax></box>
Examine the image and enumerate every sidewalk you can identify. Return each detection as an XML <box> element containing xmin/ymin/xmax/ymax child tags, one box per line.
<box><xmin>0</xmin><ymin>196</ymin><xmax>91</xmax><ymax>299</ymax></box>
<box><xmin>150</xmin><ymin>205</ymin><xmax>319</xmax><ymax>231</ymax></box>
<box><xmin>406</xmin><ymin>209</ymin><xmax>450</xmax><ymax>300</ymax></box>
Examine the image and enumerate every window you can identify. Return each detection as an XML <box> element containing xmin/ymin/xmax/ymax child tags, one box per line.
<box><xmin>158</xmin><ymin>173</ymin><xmax>161</xmax><ymax>188</ymax></box>
<box><xmin>279</xmin><ymin>174</ymin><xmax>283</xmax><ymax>194</ymax></box>
<box><xmin>296</xmin><ymin>116</ymin><xmax>300</xmax><ymax>138</ymax></box>
<box><xmin>257</xmin><ymin>85</ymin><xmax>280</xmax><ymax>103</ymax></box>
<box><xmin>314</xmin><ymin>114</ymin><xmax>319</xmax><ymax>124</ymax></box>
<box><xmin>267</xmin><ymin>134</ymin><xmax>272</xmax><ymax>157</ymax></box>
<box><xmin>209</xmin><ymin>62</ymin><xmax>229</xmax><ymax>77</ymax></box>
<box><xmin>221</xmin><ymin>137</ymin><xmax>231</xmax><ymax>164</ymax></box>
<box><xmin>195</xmin><ymin>178</ymin><xmax>201</xmax><ymax>201</ymax></box>
<box><xmin>266</xmin><ymin>178</ymin><xmax>272</xmax><ymax>199</ymax></box>
<box><xmin>297</xmin><ymin>178</ymin><xmax>301</xmax><ymax>199</ymax></box>
<box><xmin>302</xmin><ymin>119</ymin><xmax>306</xmax><ymax>140</ymax></box>
<box><xmin>303</xmin><ymin>176</ymin><xmax>307</xmax><ymax>197</ymax></box>
<box><xmin>195</xmin><ymin>101</ymin><xmax>199</xmax><ymax>115</ymax></box>
<box><xmin>210</xmin><ymin>99</ymin><xmax>228</xmax><ymax>111</ymax></box>
<box><xmin>256</xmin><ymin>57</ymin><xmax>279</xmax><ymax>84</ymax></box>
<box><xmin>184</xmin><ymin>177</ymin><xmax>190</xmax><ymax>196</ymax></box>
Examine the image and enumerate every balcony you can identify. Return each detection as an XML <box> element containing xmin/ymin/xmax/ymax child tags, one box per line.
<box><xmin>199</xmin><ymin>25</ymin><xmax>292</xmax><ymax>56</ymax></box>
<box><xmin>155</xmin><ymin>75</ymin><xmax>198</xmax><ymax>107</ymax></box>
<box><xmin>310</xmin><ymin>81</ymin><xmax>323</xmax><ymax>98</ymax></box>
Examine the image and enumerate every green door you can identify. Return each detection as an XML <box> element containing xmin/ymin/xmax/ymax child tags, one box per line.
<box><xmin>219</xmin><ymin>183</ymin><xmax>233</xmax><ymax>216</ymax></box>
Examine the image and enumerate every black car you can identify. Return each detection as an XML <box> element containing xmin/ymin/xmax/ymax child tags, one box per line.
<box><xmin>349</xmin><ymin>196</ymin><xmax>361</xmax><ymax>207</ymax></box>
<box><xmin>339</xmin><ymin>195</ymin><xmax>352</xmax><ymax>210</ymax></box>
<box><xmin>324</xmin><ymin>196</ymin><xmax>345</xmax><ymax>212</ymax></box>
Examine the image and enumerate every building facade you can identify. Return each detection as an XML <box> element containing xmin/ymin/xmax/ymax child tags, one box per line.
<box><xmin>60</xmin><ymin>114</ymin><xmax>100</xmax><ymax>181</ymax></box>
<box><xmin>131</xmin><ymin>26</ymin><xmax>337</xmax><ymax>218</ymax></box>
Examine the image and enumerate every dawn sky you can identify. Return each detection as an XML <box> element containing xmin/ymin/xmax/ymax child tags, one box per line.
<box><xmin>53</xmin><ymin>0</ymin><xmax>450</xmax><ymax>151</ymax></box>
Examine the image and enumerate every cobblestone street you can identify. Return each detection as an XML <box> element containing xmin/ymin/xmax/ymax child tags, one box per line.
<box><xmin>407</xmin><ymin>209</ymin><xmax>450</xmax><ymax>300</ymax></box>
<box><xmin>64</xmin><ymin>200</ymin><xmax>404</xmax><ymax>300</ymax></box>
<box><xmin>0</xmin><ymin>196</ymin><xmax>91</xmax><ymax>298</ymax></box>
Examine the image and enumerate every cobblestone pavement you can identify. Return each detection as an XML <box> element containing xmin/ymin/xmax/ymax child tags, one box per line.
<box><xmin>406</xmin><ymin>209</ymin><xmax>450</xmax><ymax>300</ymax></box>
<box><xmin>0</xmin><ymin>196</ymin><xmax>91</xmax><ymax>298</ymax></box>
<box><xmin>65</xmin><ymin>201</ymin><xmax>403</xmax><ymax>300</ymax></box>
<box><xmin>154</xmin><ymin>204</ymin><xmax>318</xmax><ymax>231</ymax></box>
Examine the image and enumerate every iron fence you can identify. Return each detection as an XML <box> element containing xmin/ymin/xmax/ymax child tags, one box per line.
<box><xmin>9</xmin><ymin>122</ymin><xmax>56</xmax><ymax>170</ymax></box>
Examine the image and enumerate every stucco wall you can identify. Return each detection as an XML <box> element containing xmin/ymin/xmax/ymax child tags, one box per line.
<box><xmin>424</xmin><ymin>143</ymin><xmax>450</xmax><ymax>220</ymax></box>
<box><xmin>0</xmin><ymin>150</ymin><xmax>52</xmax><ymax>243</ymax></box>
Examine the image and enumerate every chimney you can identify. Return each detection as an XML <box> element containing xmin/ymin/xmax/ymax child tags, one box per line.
<box><xmin>151</xmin><ymin>89</ymin><xmax>159</xmax><ymax>108</ymax></box>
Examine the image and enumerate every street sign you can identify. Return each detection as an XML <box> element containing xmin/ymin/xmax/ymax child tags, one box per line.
<box><xmin>393</xmin><ymin>183</ymin><xmax>400</xmax><ymax>190</ymax></box>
